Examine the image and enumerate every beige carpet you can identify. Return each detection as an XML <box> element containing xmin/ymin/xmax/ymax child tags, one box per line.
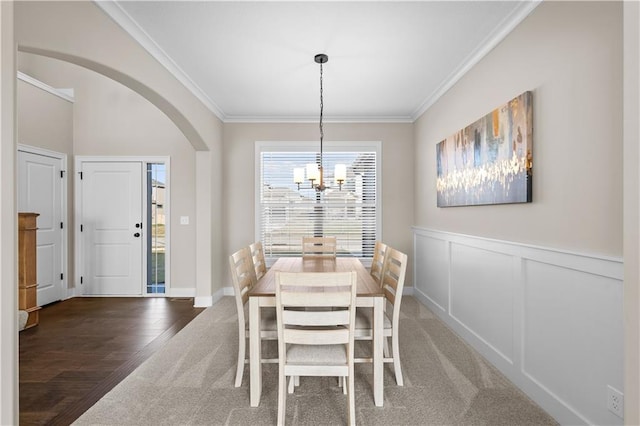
<box><xmin>73</xmin><ymin>296</ymin><xmax>557</xmax><ymax>425</ymax></box>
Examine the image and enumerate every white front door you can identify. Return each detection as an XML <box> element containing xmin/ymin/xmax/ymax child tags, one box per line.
<box><xmin>80</xmin><ymin>162</ymin><xmax>143</xmax><ymax>295</ymax></box>
<box><xmin>17</xmin><ymin>148</ymin><xmax>65</xmax><ymax>306</ymax></box>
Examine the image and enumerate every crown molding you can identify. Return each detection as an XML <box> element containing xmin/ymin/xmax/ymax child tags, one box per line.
<box><xmin>94</xmin><ymin>1</ymin><xmax>226</xmax><ymax>121</ymax></box>
<box><xmin>411</xmin><ymin>0</ymin><xmax>542</xmax><ymax>121</ymax></box>
<box><xmin>223</xmin><ymin>115</ymin><xmax>414</xmax><ymax>124</ymax></box>
<box><xmin>17</xmin><ymin>71</ymin><xmax>75</xmax><ymax>103</ymax></box>
<box><xmin>96</xmin><ymin>0</ymin><xmax>540</xmax><ymax>124</ymax></box>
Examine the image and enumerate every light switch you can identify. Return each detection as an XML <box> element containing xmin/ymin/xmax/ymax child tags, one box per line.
<box><xmin>180</xmin><ymin>216</ymin><xmax>189</xmax><ymax>225</ymax></box>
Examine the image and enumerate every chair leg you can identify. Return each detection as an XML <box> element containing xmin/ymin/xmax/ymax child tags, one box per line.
<box><xmin>392</xmin><ymin>332</ymin><xmax>403</xmax><ymax>386</ymax></box>
<box><xmin>234</xmin><ymin>333</ymin><xmax>245</xmax><ymax>387</ymax></box>
<box><xmin>347</xmin><ymin>374</ymin><xmax>355</xmax><ymax>426</ymax></box>
<box><xmin>288</xmin><ymin>376</ymin><xmax>294</xmax><ymax>394</ymax></box>
<box><xmin>383</xmin><ymin>335</ymin><xmax>391</xmax><ymax>358</ymax></box>
<box><xmin>338</xmin><ymin>376</ymin><xmax>347</xmax><ymax>394</ymax></box>
<box><xmin>278</xmin><ymin>369</ymin><xmax>286</xmax><ymax>425</ymax></box>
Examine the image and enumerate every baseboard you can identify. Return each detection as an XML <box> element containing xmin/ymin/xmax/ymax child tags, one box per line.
<box><xmin>169</xmin><ymin>287</ymin><xmax>196</xmax><ymax>298</ymax></box>
<box><xmin>194</xmin><ymin>288</ymin><xmax>226</xmax><ymax>308</ymax></box>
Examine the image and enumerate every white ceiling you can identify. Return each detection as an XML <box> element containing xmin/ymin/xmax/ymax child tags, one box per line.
<box><xmin>100</xmin><ymin>1</ymin><xmax>539</xmax><ymax>123</ymax></box>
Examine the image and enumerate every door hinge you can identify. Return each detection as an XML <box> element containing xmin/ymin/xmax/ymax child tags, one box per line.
<box><xmin>79</xmin><ymin>171</ymin><xmax>83</xmax><ymax>180</ymax></box>
<box><xmin>60</xmin><ymin>222</ymin><xmax>64</xmax><ymax>229</ymax></box>
<box><xmin>80</xmin><ymin>276</ymin><xmax>83</xmax><ymax>284</ymax></box>
<box><xmin>60</xmin><ymin>170</ymin><xmax>65</xmax><ymax>178</ymax></box>
<box><xmin>60</xmin><ymin>273</ymin><xmax>63</xmax><ymax>280</ymax></box>
<box><xmin>80</xmin><ymin>224</ymin><xmax>83</xmax><ymax>232</ymax></box>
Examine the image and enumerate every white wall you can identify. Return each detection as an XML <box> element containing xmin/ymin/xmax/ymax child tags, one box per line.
<box><xmin>222</xmin><ymin>122</ymin><xmax>414</xmax><ymax>289</ymax></box>
<box><xmin>413</xmin><ymin>2</ymin><xmax>626</xmax><ymax>424</ymax></box>
<box><xmin>19</xmin><ymin>53</ymin><xmax>198</xmax><ymax>294</ymax></box>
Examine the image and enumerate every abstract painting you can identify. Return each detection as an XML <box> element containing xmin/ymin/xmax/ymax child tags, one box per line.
<box><xmin>436</xmin><ymin>91</ymin><xmax>533</xmax><ymax>207</ymax></box>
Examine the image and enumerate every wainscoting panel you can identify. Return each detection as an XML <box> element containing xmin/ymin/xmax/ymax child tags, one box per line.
<box><xmin>523</xmin><ymin>259</ymin><xmax>623</xmax><ymax>425</ymax></box>
<box><xmin>450</xmin><ymin>243</ymin><xmax>515</xmax><ymax>364</ymax></box>
<box><xmin>414</xmin><ymin>234</ymin><xmax>448</xmax><ymax>313</ymax></box>
<box><xmin>412</xmin><ymin>227</ymin><xmax>623</xmax><ymax>426</ymax></box>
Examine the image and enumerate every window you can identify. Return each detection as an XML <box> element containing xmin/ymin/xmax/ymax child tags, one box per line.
<box><xmin>256</xmin><ymin>141</ymin><xmax>380</xmax><ymax>259</ymax></box>
<box><xmin>147</xmin><ymin>162</ymin><xmax>166</xmax><ymax>294</ymax></box>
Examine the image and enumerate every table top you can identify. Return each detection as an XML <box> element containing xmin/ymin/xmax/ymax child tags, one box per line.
<box><xmin>250</xmin><ymin>257</ymin><xmax>382</xmax><ymax>297</ymax></box>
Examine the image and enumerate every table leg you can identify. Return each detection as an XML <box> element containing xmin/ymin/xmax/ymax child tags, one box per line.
<box><xmin>249</xmin><ymin>297</ymin><xmax>262</xmax><ymax>407</ymax></box>
<box><xmin>373</xmin><ymin>297</ymin><xmax>384</xmax><ymax>407</ymax></box>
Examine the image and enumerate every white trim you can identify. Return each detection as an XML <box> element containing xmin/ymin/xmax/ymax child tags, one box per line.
<box><xmin>224</xmin><ymin>115</ymin><xmax>413</xmax><ymax>124</ymax></box>
<box><xmin>74</xmin><ymin>159</ymin><xmax>82</xmax><ymax>295</ymax></box>
<box><xmin>168</xmin><ymin>287</ymin><xmax>195</xmax><ymax>298</ymax></box>
<box><xmin>411</xmin><ymin>1</ymin><xmax>541</xmax><ymax>120</ymax></box>
<box><xmin>17</xmin><ymin>71</ymin><xmax>74</xmax><ymax>103</ymax></box>
<box><xmin>95</xmin><ymin>1</ymin><xmax>225</xmax><ymax>121</ymax></box>
<box><xmin>17</xmin><ymin>145</ymin><xmax>70</xmax><ymax>301</ymax></box>
<box><xmin>74</xmin><ymin>155</ymin><xmax>170</xmax><ymax>163</ymax></box>
<box><xmin>255</xmin><ymin>140</ymin><xmax>383</xmax><ymax>153</ymax></box>
<box><xmin>17</xmin><ymin>144</ymin><xmax>66</xmax><ymax>160</ymax></box>
<box><xmin>194</xmin><ymin>288</ymin><xmax>225</xmax><ymax>308</ymax></box>
<box><xmin>413</xmin><ymin>226</ymin><xmax>623</xmax><ymax>276</ymax></box>
<box><xmin>254</xmin><ymin>140</ymin><xmax>382</xmax><ymax>259</ymax></box>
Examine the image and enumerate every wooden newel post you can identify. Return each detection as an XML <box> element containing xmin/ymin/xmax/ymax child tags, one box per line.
<box><xmin>18</xmin><ymin>212</ymin><xmax>41</xmax><ymax>329</ymax></box>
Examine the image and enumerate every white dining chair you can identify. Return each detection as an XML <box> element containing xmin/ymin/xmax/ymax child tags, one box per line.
<box><xmin>229</xmin><ymin>247</ymin><xmax>277</xmax><ymax>387</ymax></box>
<box><xmin>248</xmin><ymin>241</ymin><xmax>267</xmax><ymax>281</ymax></box>
<box><xmin>370</xmin><ymin>240</ymin><xmax>388</xmax><ymax>285</ymax></box>
<box><xmin>275</xmin><ymin>271</ymin><xmax>357</xmax><ymax>426</ymax></box>
<box><xmin>354</xmin><ymin>247</ymin><xmax>407</xmax><ymax>386</ymax></box>
<box><xmin>301</xmin><ymin>236</ymin><xmax>337</xmax><ymax>259</ymax></box>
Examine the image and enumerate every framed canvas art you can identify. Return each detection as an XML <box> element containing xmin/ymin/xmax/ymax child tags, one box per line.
<box><xmin>436</xmin><ymin>91</ymin><xmax>533</xmax><ymax>207</ymax></box>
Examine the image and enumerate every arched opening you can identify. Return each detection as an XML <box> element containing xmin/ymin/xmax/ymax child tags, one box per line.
<box><xmin>18</xmin><ymin>45</ymin><xmax>209</xmax><ymax>152</ymax></box>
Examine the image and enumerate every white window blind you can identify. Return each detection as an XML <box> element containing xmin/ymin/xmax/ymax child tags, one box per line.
<box><xmin>258</xmin><ymin>143</ymin><xmax>379</xmax><ymax>259</ymax></box>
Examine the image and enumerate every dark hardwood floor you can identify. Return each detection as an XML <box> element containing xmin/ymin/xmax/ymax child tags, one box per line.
<box><xmin>19</xmin><ymin>297</ymin><xmax>204</xmax><ymax>425</ymax></box>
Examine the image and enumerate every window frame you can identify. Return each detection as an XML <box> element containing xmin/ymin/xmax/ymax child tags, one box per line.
<box><xmin>255</xmin><ymin>140</ymin><xmax>382</xmax><ymax>264</ymax></box>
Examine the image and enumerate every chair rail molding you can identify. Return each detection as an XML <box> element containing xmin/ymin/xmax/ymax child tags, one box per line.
<box><xmin>412</xmin><ymin>226</ymin><xmax>623</xmax><ymax>426</ymax></box>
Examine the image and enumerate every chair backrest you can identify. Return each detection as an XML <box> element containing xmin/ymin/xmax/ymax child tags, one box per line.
<box><xmin>381</xmin><ymin>248</ymin><xmax>408</xmax><ymax>324</ymax></box>
<box><xmin>370</xmin><ymin>241</ymin><xmax>388</xmax><ymax>285</ymax></box>
<box><xmin>276</xmin><ymin>271</ymin><xmax>357</xmax><ymax>348</ymax></box>
<box><xmin>248</xmin><ymin>241</ymin><xmax>267</xmax><ymax>281</ymax></box>
<box><xmin>301</xmin><ymin>236</ymin><xmax>337</xmax><ymax>259</ymax></box>
<box><xmin>229</xmin><ymin>247</ymin><xmax>256</xmax><ymax>324</ymax></box>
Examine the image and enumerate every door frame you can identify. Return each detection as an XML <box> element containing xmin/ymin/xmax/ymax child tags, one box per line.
<box><xmin>74</xmin><ymin>156</ymin><xmax>171</xmax><ymax>297</ymax></box>
<box><xmin>17</xmin><ymin>144</ymin><xmax>70</xmax><ymax>300</ymax></box>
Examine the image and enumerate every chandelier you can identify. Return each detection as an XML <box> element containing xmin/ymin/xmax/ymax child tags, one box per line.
<box><xmin>294</xmin><ymin>54</ymin><xmax>346</xmax><ymax>192</ymax></box>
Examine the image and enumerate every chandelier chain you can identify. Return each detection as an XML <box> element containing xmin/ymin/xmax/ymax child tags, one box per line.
<box><xmin>319</xmin><ymin>60</ymin><xmax>324</xmax><ymax>165</ymax></box>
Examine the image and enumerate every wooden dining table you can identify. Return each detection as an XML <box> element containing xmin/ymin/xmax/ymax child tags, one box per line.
<box><xmin>248</xmin><ymin>256</ymin><xmax>385</xmax><ymax>407</ymax></box>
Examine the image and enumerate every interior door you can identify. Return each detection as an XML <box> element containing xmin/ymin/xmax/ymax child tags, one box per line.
<box><xmin>81</xmin><ymin>162</ymin><xmax>143</xmax><ymax>295</ymax></box>
<box><xmin>17</xmin><ymin>149</ymin><xmax>64</xmax><ymax>306</ymax></box>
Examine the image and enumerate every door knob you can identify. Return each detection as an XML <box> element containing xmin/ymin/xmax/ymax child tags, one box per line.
<box><xmin>134</xmin><ymin>232</ymin><xmax>141</xmax><ymax>238</ymax></box>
